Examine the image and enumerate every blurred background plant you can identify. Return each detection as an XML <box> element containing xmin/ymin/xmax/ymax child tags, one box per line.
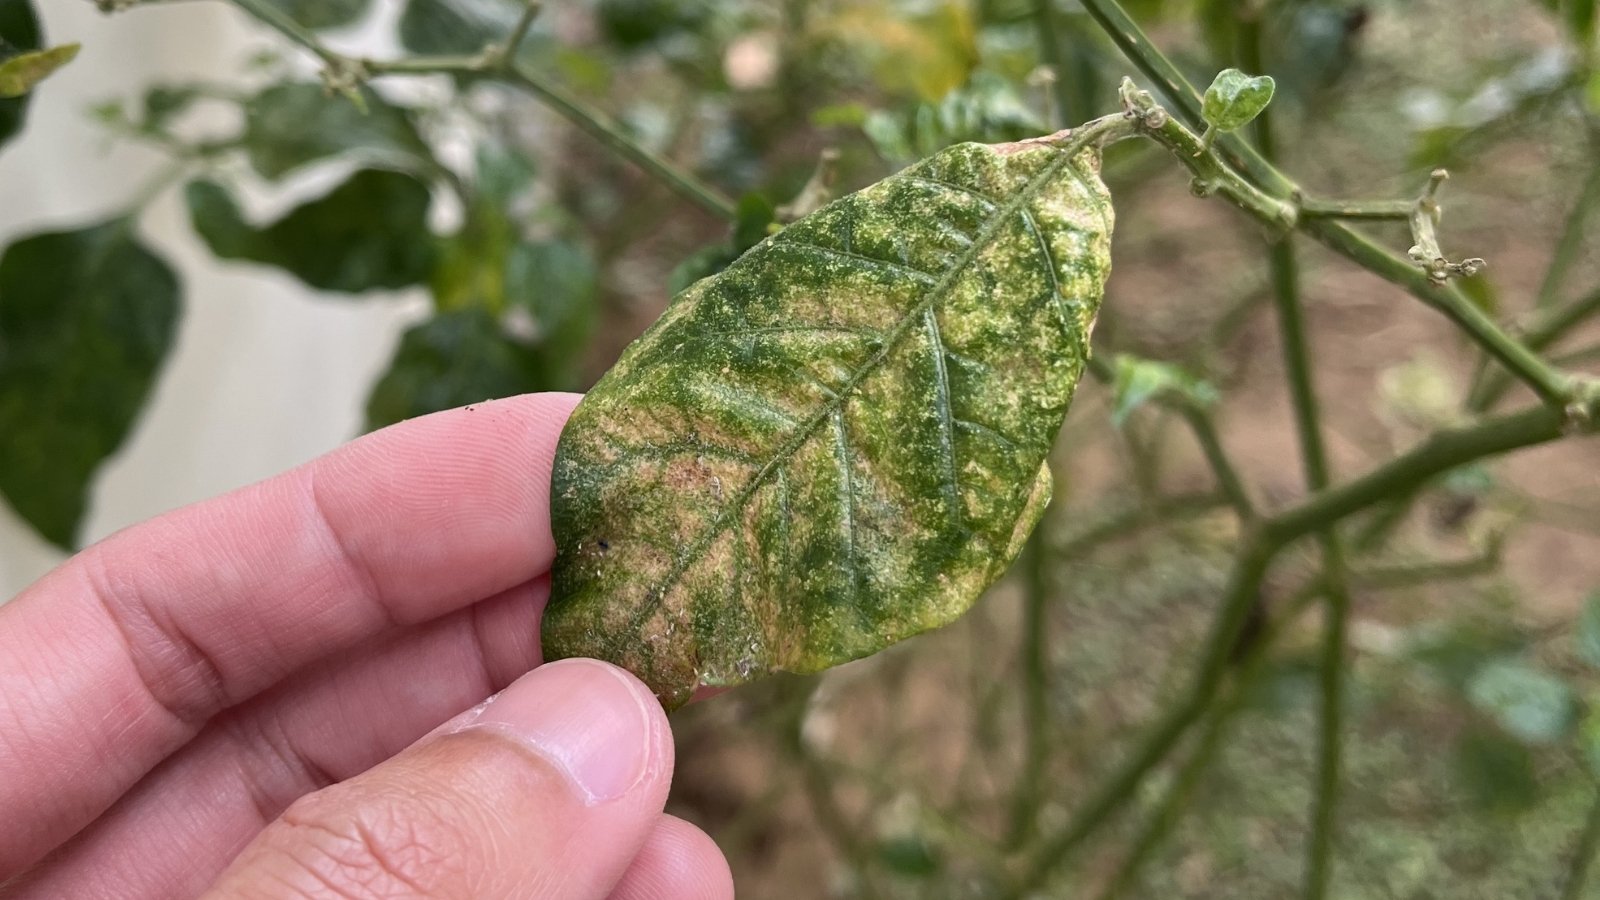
<box><xmin>2</xmin><ymin>0</ymin><xmax>1600</xmax><ymax>896</ymax></box>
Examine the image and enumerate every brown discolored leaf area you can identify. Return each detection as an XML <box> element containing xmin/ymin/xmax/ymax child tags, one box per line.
<box><xmin>543</xmin><ymin>135</ymin><xmax>1116</xmax><ymax>709</ymax></box>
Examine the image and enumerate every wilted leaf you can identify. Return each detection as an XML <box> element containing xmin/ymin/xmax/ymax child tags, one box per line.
<box><xmin>1110</xmin><ymin>353</ymin><xmax>1216</xmax><ymax>426</ymax></box>
<box><xmin>0</xmin><ymin>221</ymin><xmax>180</xmax><ymax>548</ymax></box>
<box><xmin>263</xmin><ymin>0</ymin><xmax>370</xmax><ymax>30</ymax></box>
<box><xmin>242</xmin><ymin>83</ymin><xmax>432</xmax><ymax>180</ymax></box>
<box><xmin>187</xmin><ymin>169</ymin><xmax>435</xmax><ymax>293</ymax></box>
<box><xmin>0</xmin><ymin>0</ymin><xmax>42</xmax><ymax>151</ymax></box>
<box><xmin>366</xmin><ymin>307</ymin><xmax>566</xmax><ymax>429</ymax></box>
<box><xmin>1201</xmin><ymin>68</ymin><xmax>1276</xmax><ymax>133</ymax></box>
<box><xmin>543</xmin><ymin>134</ymin><xmax>1115</xmax><ymax>707</ymax></box>
<box><xmin>1577</xmin><ymin>592</ymin><xmax>1600</xmax><ymax>668</ymax></box>
<box><xmin>0</xmin><ymin>42</ymin><xmax>77</xmax><ymax>99</ymax></box>
<box><xmin>1468</xmin><ymin>658</ymin><xmax>1575</xmax><ymax>744</ymax></box>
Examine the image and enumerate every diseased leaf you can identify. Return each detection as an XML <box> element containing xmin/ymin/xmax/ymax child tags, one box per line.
<box><xmin>544</xmin><ymin>134</ymin><xmax>1114</xmax><ymax>707</ymax></box>
<box><xmin>1202</xmin><ymin>68</ymin><xmax>1276</xmax><ymax>133</ymax></box>
<box><xmin>0</xmin><ymin>0</ymin><xmax>42</xmax><ymax>152</ymax></box>
<box><xmin>186</xmin><ymin>169</ymin><xmax>435</xmax><ymax>293</ymax></box>
<box><xmin>242</xmin><ymin>83</ymin><xmax>433</xmax><ymax>180</ymax></box>
<box><xmin>0</xmin><ymin>42</ymin><xmax>77</xmax><ymax>99</ymax></box>
<box><xmin>0</xmin><ymin>221</ymin><xmax>180</xmax><ymax>549</ymax></box>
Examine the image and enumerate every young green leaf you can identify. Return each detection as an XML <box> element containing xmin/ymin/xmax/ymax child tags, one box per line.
<box><xmin>0</xmin><ymin>221</ymin><xmax>181</xmax><ymax>549</ymax></box>
<box><xmin>1201</xmin><ymin>68</ymin><xmax>1276</xmax><ymax>134</ymax></box>
<box><xmin>186</xmin><ymin>169</ymin><xmax>435</xmax><ymax>293</ymax></box>
<box><xmin>1110</xmin><ymin>353</ymin><xmax>1217</xmax><ymax>426</ymax></box>
<box><xmin>543</xmin><ymin>134</ymin><xmax>1115</xmax><ymax>708</ymax></box>
<box><xmin>0</xmin><ymin>42</ymin><xmax>77</xmax><ymax>99</ymax></box>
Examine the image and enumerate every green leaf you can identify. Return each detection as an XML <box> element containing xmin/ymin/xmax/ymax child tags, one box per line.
<box><xmin>1201</xmin><ymin>68</ymin><xmax>1276</xmax><ymax>133</ymax></box>
<box><xmin>0</xmin><ymin>221</ymin><xmax>181</xmax><ymax>549</ymax></box>
<box><xmin>0</xmin><ymin>0</ymin><xmax>42</xmax><ymax>151</ymax></box>
<box><xmin>399</xmin><ymin>0</ymin><xmax>525</xmax><ymax>55</ymax></box>
<box><xmin>1452</xmin><ymin>726</ymin><xmax>1542</xmax><ymax>814</ymax></box>
<box><xmin>1577</xmin><ymin>592</ymin><xmax>1600</xmax><ymax>668</ymax></box>
<box><xmin>187</xmin><ymin>169</ymin><xmax>436</xmax><ymax>293</ymax></box>
<box><xmin>0</xmin><ymin>42</ymin><xmax>77</xmax><ymax>99</ymax></box>
<box><xmin>1468</xmin><ymin>658</ymin><xmax>1576</xmax><ymax>744</ymax></box>
<box><xmin>241</xmin><ymin>83</ymin><xmax>432</xmax><ymax>181</ymax></box>
<box><xmin>366</xmin><ymin>307</ymin><xmax>567</xmax><ymax>430</ymax></box>
<box><xmin>262</xmin><ymin>0</ymin><xmax>370</xmax><ymax>30</ymax></box>
<box><xmin>1110</xmin><ymin>353</ymin><xmax>1217</xmax><ymax>426</ymax></box>
<box><xmin>542</xmin><ymin>136</ymin><xmax>1115</xmax><ymax>707</ymax></box>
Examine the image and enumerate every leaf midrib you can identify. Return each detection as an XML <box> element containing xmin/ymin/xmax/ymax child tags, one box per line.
<box><xmin>604</xmin><ymin>140</ymin><xmax>1091</xmax><ymax>660</ymax></box>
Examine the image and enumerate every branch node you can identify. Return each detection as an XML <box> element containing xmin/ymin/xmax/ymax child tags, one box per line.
<box><xmin>1406</xmin><ymin>168</ymin><xmax>1486</xmax><ymax>285</ymax></box>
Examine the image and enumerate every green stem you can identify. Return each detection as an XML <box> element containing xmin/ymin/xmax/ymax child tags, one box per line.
<box><xmin>1007</xmin><ymin>529</ymin><xmax>1054</xmax><ymax>849</ymax></box>
<box><xmin>1563</xmin><ymin>786</ymin><xmax>1600</xmax><ymax>900</ymax></box>
<box><xmin>1085</xmin><ymin>0</ymin><xmax>1574</xmax><ymax>408</ymax></box>
<box><xmin>1537</xmin><ymin>153</ymin><xmax>1600</xmax><ymax>310</ymax></box>
<box><xmin>218</xmin><ymin>1</ymin><xmax>738</xmax><ymax>222</ymax></box>
<box><xmin>1298</xmin><ymin>198</ymin><xmax>1414</xmax><ymax>220</ymax></box>
<box><xmin>1008</xmin><ymin>533</ymin><xmax>1277</xmax><ymax>898</ymax></box>
<box><xmin>1471</xmin><ymin>287</ymin><xmax>1600</xmax><ymax>410</ymax></box>
<box><xmin>1030</xmin><ymin>0</ymin><xmax>1076</xmax><ymax>126</ymax></box>
<box><xmin>1179</xmin><ymin>406</ymin><xmax>1255</xmax><ymax>520</ymax></box>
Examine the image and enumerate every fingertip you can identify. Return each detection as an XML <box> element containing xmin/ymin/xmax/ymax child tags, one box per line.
<box><xmin>608</xmin><ymin>816</ymin><xmax>735</xmax><ymax>900</ymax></box>
<box><xmin>452</xmin><ymin>658</ymin><xmax>674</xmax><ymax>806</ymax></box>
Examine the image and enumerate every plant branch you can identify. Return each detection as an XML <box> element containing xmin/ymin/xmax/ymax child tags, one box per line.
<box><xmin>218</xmin><ymin>0</ymin><xmax>738</xmax><ymax>221</ymax></box>
<box><xmin>1563</xmin><ymin>786</ymin><xmax>1600</xmax><ymax>900</ymax></box>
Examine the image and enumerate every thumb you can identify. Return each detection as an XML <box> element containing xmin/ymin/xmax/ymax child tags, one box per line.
<box><xmin>204</xmin><ymin>659</ymin><xmax>675</xmax><ymax>899</ymax></box>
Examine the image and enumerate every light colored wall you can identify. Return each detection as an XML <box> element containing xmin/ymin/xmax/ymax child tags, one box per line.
<box><xmin>0</xmin><ymin>2</ymin><xmax>424</xmax><ymax>597</ymax></box>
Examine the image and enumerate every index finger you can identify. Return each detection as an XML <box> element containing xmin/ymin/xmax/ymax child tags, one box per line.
<box><xmin>0</xmin><ymin>392</ymin><xmax>580</xmax><ymax>879</ymax></box>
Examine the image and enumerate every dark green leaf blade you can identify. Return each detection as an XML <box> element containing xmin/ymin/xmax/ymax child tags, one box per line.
<box><xmin>0</xmin><ymin>0</ymin><xmax>42</xmax><ymax>152</ymax></box>
<box><xmin>242</xmin><ymin>83</ymin><xmax>433</xmax><ymax>181</ymax></box>
<box><xmin>263</xmin><ymin>0</ymin><xmax>370</xmax><ymax>31</ymax></box>
<box><xmin>187</xmin><ymin>170</ymin><xmax>436</xmax><ymax>293</ymax></box>
<box><xmin>0</xmin><ymin>221</ymin><xmax>181</xmax><ymax>548</ymax></box>
<box><xmin>399</xmin><ymin>0</ymin><xmax>521</xmax><ymax>55</ymax></box>
<box><xmin>366</xmin><ymin>308</ymin><xmax>556</xmax><ymax>429</ymax></box>
<box><xmin>543</xmin><ymin>137</ymin><xmax>1114</xmax><ymax>707</ymax></box>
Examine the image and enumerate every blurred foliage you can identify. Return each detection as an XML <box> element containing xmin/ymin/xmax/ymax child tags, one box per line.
<box><xmin>1</xmin><ymin>0</ymin><xmax>1600</xmax><ymax>896</ymax></box>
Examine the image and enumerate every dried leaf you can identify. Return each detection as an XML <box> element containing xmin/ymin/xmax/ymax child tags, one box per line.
<box><xmin>543</xmin><ymin>135</ymin><xmax>1115</xmax><ymax>707</ymax></box>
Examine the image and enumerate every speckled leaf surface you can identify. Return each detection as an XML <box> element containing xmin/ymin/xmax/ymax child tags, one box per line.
<box><xmin>543</xmin><ymin>136</ymin><xmax>1115</xmax><ymax>708</ymax></box>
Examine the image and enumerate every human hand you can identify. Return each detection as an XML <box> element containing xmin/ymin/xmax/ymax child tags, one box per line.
<box><xmin>0</xmin><ymin>394</ymin><xmax>733</xmax><ymax>899</ymax></box>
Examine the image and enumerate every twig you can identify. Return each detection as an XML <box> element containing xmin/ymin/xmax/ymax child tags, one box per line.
<box><xmin>1563</xmin><ymin>787</ymin><xmax>1600</xmax><ymax>900</ymax></box>
<box><xmin>216</xmin><ymin>0</ymin><xmax>738</xmax><ymax>221</ymax></box>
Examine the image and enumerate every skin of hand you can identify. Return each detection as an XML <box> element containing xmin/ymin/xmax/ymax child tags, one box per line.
<box><xmin>0</xmin><ymin>393</ymin><xmax>734</xmax><ymax>900</ymax></box>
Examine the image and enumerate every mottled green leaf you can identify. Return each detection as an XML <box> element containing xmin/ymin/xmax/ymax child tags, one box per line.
<box><xmin>0</xmin><ymin>0</ymin><xmax>42</xmax><ymax>151</ymax></box>
<box><xmin>186</xmin><ymin>169</ymin><xmax>435</xmax><ymax>293</ymax></box>
<box><xmin>1468</xmin><ymin>659</ymin><xmax>1575</xmax><ymax>744</ymax></box>
<box><xmin>262</xmin><ymin>0</ymin><xmax>370</xmax><ymax>30</ymax></box>
<box><xmin>1577</xmin><ymin>592</ymin><xmax>1600</xmax><ymax>668</ymax></box>
<box><xmin>1110</xmin><ymin>353</ymin><xmax>1217</xmax><ymax>426</ymax></box>
<box><xmin>242</xmin><ymin>83</ymin><xmax>432</xmax><ymax>181</ymax></box>
<box><xmin>0</xmin><ymin>221</ymin><xmax>180</xmax><ymax>548</ymax></box>
<box><xmin>544</xmin><ymin>136</ymin><xmax>1114</xmax><ymax>707</ymax></box>
<box><xmin>0</xmin><ymin>42</ymin><xmax>77</xmax><ymax>99</ymax></box>
<box><xmin>366</xmin><ymin>306</ymin><xmax>571</xmax><ymax>429</ymax></box>
<box><xmin>1201</xmin><ymin>68</ymin><xmax>1276</xmax><ymax>133</ymax></box>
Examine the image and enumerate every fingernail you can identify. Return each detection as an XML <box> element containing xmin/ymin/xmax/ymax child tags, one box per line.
<box><xmin>449</xmin><ymin>659</ymin><xmax>657</xmax><ymax>805</ymax></box>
